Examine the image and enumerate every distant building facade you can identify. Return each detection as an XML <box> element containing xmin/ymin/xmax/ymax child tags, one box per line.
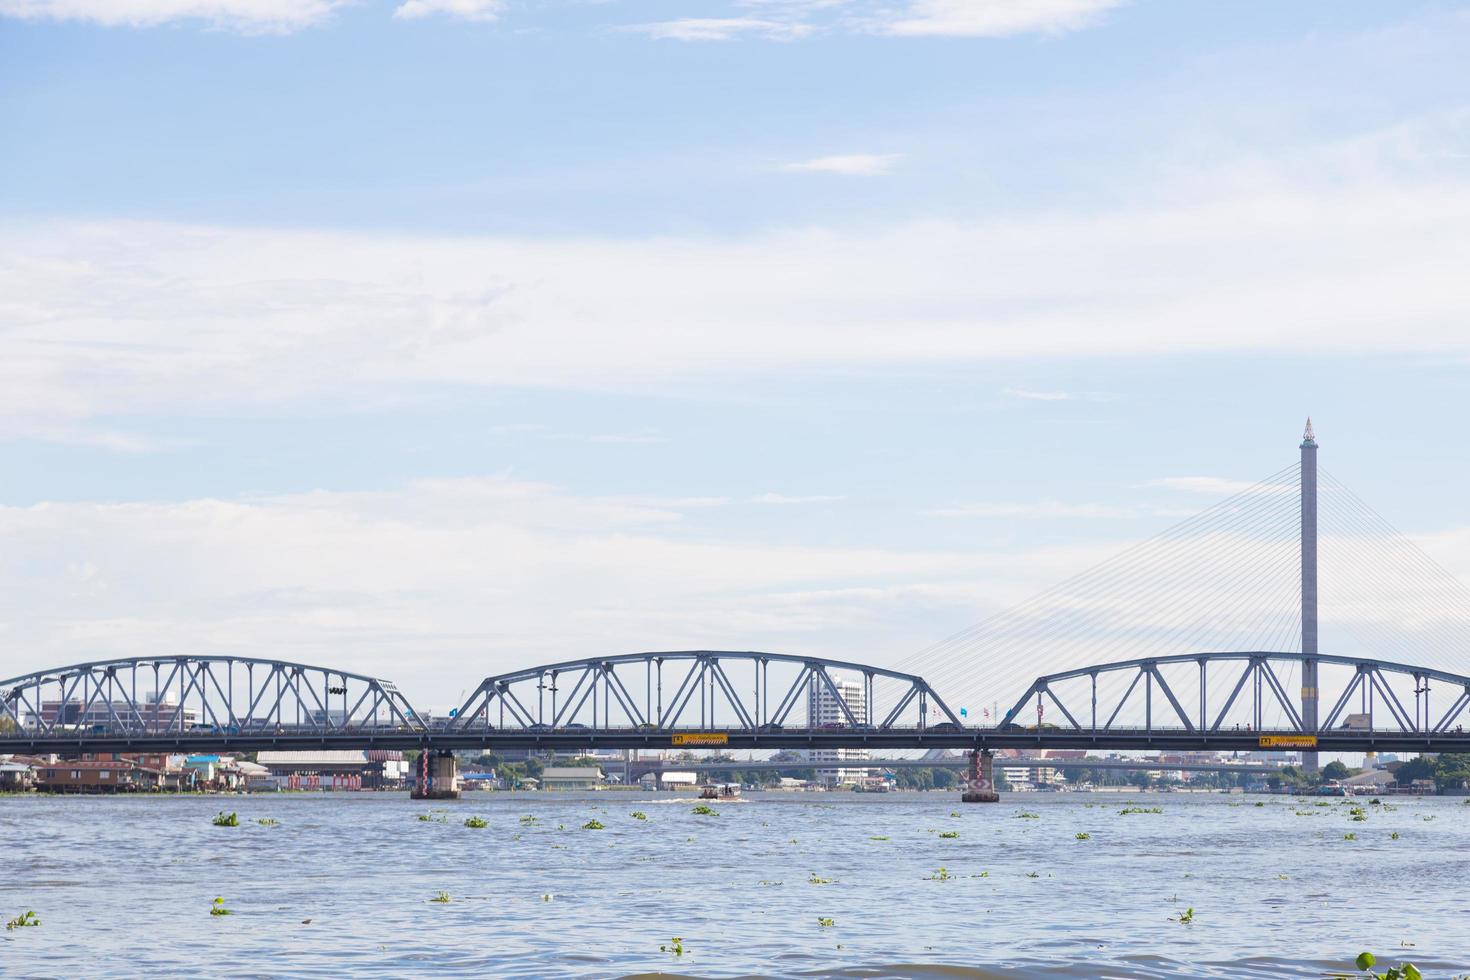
<box><xmin>806</xmin><ymin>677</ymin><xmax>869</xmax><ymax>786</ymax></box>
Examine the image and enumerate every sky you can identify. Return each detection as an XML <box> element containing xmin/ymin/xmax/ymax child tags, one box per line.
<box><xmin>3</xmin><ymin>0</ymin><xmax>1470</xmax><ymax>711</ymax></box>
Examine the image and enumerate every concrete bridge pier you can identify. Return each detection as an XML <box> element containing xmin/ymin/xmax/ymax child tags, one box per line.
<box><xmin>961</xmin><ymin>748</ymin><xmax>999</xmax><ymax>803</ymax></box>
<box><xmin>411</xmin><ymin>749</ymin><xmax>460</xmax><ymax>800</ymax></box>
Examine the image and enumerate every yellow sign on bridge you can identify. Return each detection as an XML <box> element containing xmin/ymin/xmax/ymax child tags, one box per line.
<box><xmin>671</xmin><ymin>733</ymin><xmax>729</xmax><ymax>746</ymax></box>
<box><xmin>1258</xmin><ymin>735</ymin><xmax>1318</xmax><ymax>749</ymax></box>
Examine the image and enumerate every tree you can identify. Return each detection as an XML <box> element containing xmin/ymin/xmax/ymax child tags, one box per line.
<box><xmin>1322</xmin><ymin>760</ymin><xmax>1351</xmax><ymax>782</ymax></box>
<box><xmin>1392</xmin><ymin>757</ymin><xmax>1435</xmax><ymax>786</ymax></box>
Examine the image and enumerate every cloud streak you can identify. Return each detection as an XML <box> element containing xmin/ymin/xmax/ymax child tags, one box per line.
<box><xmin>781</xmin><ymin>153</ymin><xmax>903</xmax><ymax>176</ymax></box>
<box><xmin>0</xmin><ymin>0</ymin><xmax>349</xmax><ymax>32</ymax></box>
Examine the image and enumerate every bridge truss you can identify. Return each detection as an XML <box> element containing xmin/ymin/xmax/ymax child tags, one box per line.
<box><xmin>0</xmin><ymin>655</ymin><xmax>426</xmax><ymax>743</ymax></box>
<box><xmin>447</xmin><ymin>650</ymin><xmax>963</xmax><ymax>735</ymax></box>
<box><xmin>1003</xmin><ymin>651</ymin><xmax>1470</xmax><ymax>738</ymax></box>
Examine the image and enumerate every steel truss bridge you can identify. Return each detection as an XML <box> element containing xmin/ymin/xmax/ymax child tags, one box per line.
<box><xmin>4</xmin><ymin>649</ymin><xmax>1470</xmax><ymax>756</ymax></box>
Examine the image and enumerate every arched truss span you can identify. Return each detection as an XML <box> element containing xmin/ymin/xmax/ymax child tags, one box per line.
<box><xmin>1003</xmin><ymin>651</ymin><xmax>1470</xmax><ymax>736</ymax></box>
<box><xmin>448</xmin><ymin>650</ymin><xmax>961</xmax><ymax>734</ymax></box>
<box><xmin>0</xmin><ymin>656</ymin><xmax>426</xmax><ymax>739</ymax></box>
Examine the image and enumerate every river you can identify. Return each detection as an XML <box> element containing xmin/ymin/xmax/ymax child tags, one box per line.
<box><xmin>3</xmin><ymin>791</ymin><xmax>1467</xmax><ymax>978</ymax></box>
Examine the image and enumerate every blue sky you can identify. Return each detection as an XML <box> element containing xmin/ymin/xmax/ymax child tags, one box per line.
<box><xmin>3</xmin><ymin>0</ymin><xmax>1470</xmax><ymax>707</ymax></box>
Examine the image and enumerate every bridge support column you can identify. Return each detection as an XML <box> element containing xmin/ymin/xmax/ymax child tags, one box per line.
<box><xmin>411</xmin><ymin>750</ymin><xmax>460</xmax><ymax>800</ymax></box>
<box><xmin>961</xmin><ymin>749</ymin><xmax>999</xmax><ymax>803</ymax></box>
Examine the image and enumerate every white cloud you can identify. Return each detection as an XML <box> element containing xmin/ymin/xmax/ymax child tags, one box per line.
<box><xmin>393</xmin><ymin>0</ymin><xmax>501</xmax><ymax>22</ymax></box>
<box><xmin>587</xmin><ymin>427</ymin><xmax>665</xmax><ymax>444</ymax></box>
<box><xmin>781</xmin><ymin>153</ymin><xmax>903</xmax><ymax>176</ymax></box>
<box><xmin>5</xmin><ymin>176</ymin><xmax>1470</xmax><ymax>440</ymax></box>
<box><xmin>1002</xmin><ymin>387</ymin><xmax>1119</xmax><ymax>402</ymax></box>
<box><xmin>1143</xmin><ymin>476</ymin><xmax>1291</xmax><ymax>496</ymax></box>
<box><xmin>0</xmin><ymin>0</ymin><xmax>349</xmax><ymax>32</ymax></box>
<box><xmin>929</xmin><ymin>501</ymin><xmax>1137</xmax><ymax>519</ymax></box>
<box><xmin>751</xmin><ymin>493</ymin><xmax>846</xmax><ymax>504</ymax></box>
<box><xmin>878</xmin><ymin>0</ymin><xmax>1122</xmax><ymax>38</ymax></box>
<box><xmin>0</xmin><ymin>477</ymin><xmax>1029</xmax><ymax>702</ymax></box>
<box><xmin>627</xmin><ymin>17</ymin><xmax>815</xmax><ymax>41</ymax></box>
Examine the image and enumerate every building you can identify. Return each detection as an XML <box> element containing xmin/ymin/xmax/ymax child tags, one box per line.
<box><xmin>806</xmin><ymin>677</ymin><xmax>869</xmax><ymax>786</ymax></box>
<box><xmin>255</xmin><ymin>750</ymin><xmax>409</xmax><ymax>790</ymax></box>
<box><xmin>539</xmin><ymin>766</ymin><xmax>603</xmax><ymax>791</ymax></box>
<box><xmin>29</xmin><ymin>697</ymin><xmax>199</xmax><ymax>731</ymax></box>
<box><xmin>32</xmin><ymin>759</ymin><xmax>165</xmax><ymax>793</ymax></box>
<box><xmin>0</xmin><ymin>760</ymin><xmax>36</xmax><ymax>791</ymax></box>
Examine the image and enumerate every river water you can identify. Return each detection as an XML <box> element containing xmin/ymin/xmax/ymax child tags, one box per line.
<box><xmin>2</xmin><ymin>790</ymin><xmax>1468</xmax><ymax>978</ymax></box>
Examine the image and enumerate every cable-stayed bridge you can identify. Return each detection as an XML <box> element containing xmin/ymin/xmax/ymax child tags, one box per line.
<box><xmin>6</xmin><ymin>424</ymin><xmax>1470</xmax><ymax>777</ymax></box>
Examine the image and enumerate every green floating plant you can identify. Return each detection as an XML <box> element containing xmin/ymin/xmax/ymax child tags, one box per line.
<box><xmin>429</xmin><ymin>891</ymin><xmax>451</xmax><ymax>904</ymax></box>
<box><xmin>1075</xmin><ymin>832</ymin><xmax>1091</xmax><ymax>840</ymax></box>
<box><xmin>255</xmin><ymin>817</ymin><xmax>280</xmax><ymax>827</ymax></box>
<box><xmin>817</xmin><ymin>917</ymin><xmax>835</xmax><ymax>927</ymax></box>
<box><xmin>5</xmin><ymin>911</ymin><xmax>40</xmax><ymax>930</ymax></box>
<box><xmin>210</xmin><ymin>897</ymin><xmax>232</xmax><ymax>917</ymax></box>
<box><xmin>925</xmin><ymin>867</ymin><xmax>951</xmax><ymax>881</ymax></box>
<box><xmin>630</xmin><ymin>812</ymin><xmax>648</xmax><ymax>821</ymax></box>
<box><xmin>464</xmin><ymin>816</ymin><xmax>488</xmax><ymax>829</ymax></box>
<box><xmin>212</xmin><ymin>811</ymin><xmax>239</xmax><ymax>827</ymax></box>
<box><xmin>938</xmin><ymin>830</ymin><xmax>959</xmax><ymax>839</ymax></box>
<box><xmin>1015</xmin><ymin>812</ymin><xmax>1040</xmax><ymax>819</ymax></box>
<box><xmin>691</xmin><ymin>805</ymin><xmax>717</xmax><ymax>816</ymax></box>
<box><xmin>808</xmin><ymin>873</ymin><xmax>833</xmax><ymax>885</ymax></box>
<box><xmin>660</xmin><ymin>937</ymin><xmax>685</xmax><ymax>956</ymax></box>
<box><xmin>1355</xmin><ymin>951</ymin><xmax>1422</xmax><ymax>980</ymax></box>
<box><xmin>1175</xmin><ymin>907</ymin><xmax>1194</xmax><ymax>925</ymax></box>
<box><xmin>1118</xmin><ymin>806</ymin><xmax>1163</xmax><ymax>815</ymax></box>
<box><xmin>583</xmin><ymin>819</ymin><xmax>605</xmax><ymax>830</ymax></box>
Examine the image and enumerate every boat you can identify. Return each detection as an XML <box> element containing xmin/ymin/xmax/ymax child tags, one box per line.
<box><xmin>699</xmin><ymin>783</ymin><xmax>741</xmax><ymax>800</ymax></box>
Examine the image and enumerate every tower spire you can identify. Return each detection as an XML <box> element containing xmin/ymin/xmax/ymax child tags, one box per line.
<box><xmin>1300</xmin><ymin>419</ymin><xmax>1319</xmax><ymax>771</ymax></box>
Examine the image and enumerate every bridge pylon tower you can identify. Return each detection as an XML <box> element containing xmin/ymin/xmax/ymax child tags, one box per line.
<box><xmin>1301</xmin><ymin>418</ymin><xmax>1320</xmax><ymax>771</ymax></box>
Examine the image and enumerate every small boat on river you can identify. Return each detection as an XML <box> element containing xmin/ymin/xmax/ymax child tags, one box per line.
<box><xmin>699</xmin><ymin>783</ymin><xmax>741</xmax><ymax>800</ymax></box>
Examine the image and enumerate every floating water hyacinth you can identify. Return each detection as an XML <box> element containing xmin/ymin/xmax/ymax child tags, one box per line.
<box><xmin>1355</xmin><ymin>951</ymin><xmax>1423</xmax><ymax>980</ymax></box>
<box><xmin>1175</xmin><ymin>908</ymin><xmax>1195</xmax><ymax>924</ymax></box>
<box><xmin>816</xmin><ymin>917</ymin><xmax>835</xmax><ymax>927</ymax></box>
<box><xmin>925</xmin><ymin>868</ymin><xmax>951</xmax><ymax>881</ymax></box>
<box><xmin>630</xmin><ymin>812</ymin><xmax>647</xmax><ymax>821</ymax></box>
<box><xmin>212</xmin><ymin>811</ymin><xmax>239</xmax><ymax>827</ymax></box>
<box><xmin>808</xmin><ymin>874</ymin><xmax>832</xmax><ymax>884</ymax></box>
<box><xmin>429</xmin><ymin>891</ymin><xmax>451</xmax><ymax>903</ymax></box>
<box><xmin>938</xmin><ymin>831</ymin><xmax>959</xmax><ymax>839</ymax></box>
<box><xmin>583</xmin><ymin>819</ymin><xmax>605</xmax><ymax>830</ymax></box>
<box><xmin>464</xmin><ymin>816</ymin><xmax>488</xmax><ymax>829</ymax></box>
<box><xmin>659</xmin><ymin>937</ymin><xmax>685</xmax><ymax>956</ymax></box>
<box><xmin>5</xmin><ymin>911</ymin><xmax>39</xmax><ymax>930</ymax></box>
<box><xmin>210</xmin><ymin>897</ymin><xmax>232</xmax><ymax>917</ymax></box>
<box><xmin>1118</xmin><ymin>807</ymin><xmax>1162</xmax><ymax>815</ymax></box>
<box><xmin>691</xmin><ymin>805</ymin><xmax>717</xmax><ymax>816</ymax></box>
<box><xmin>255</xmin><ymin>817</ymin><xmax>280</xmax><ymax>826</ymax></box>
<box><xmin>1075</xmin><ymin>832</ymin><xmax>1091</xmax><ymax>840</ymax></box>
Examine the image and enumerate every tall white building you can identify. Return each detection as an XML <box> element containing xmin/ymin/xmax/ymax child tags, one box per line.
<box><xmin>806</xmin><ymin>677</ymin><xmax>869</xmax><ymax>786</ymax></box>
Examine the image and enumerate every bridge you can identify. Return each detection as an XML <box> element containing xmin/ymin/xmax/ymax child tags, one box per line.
<box><xmin>5</xmin><ymin>423</ymin><xmax>1470</xmax><ymax>796</ymax></box>
<box><xmin>4</xmin><ymin>647</ymin><xmax>1468</xmax><ymax>755</ymax></box>
<box><xmin>620</xmin><ymin>756</ymin><xmax>1284</xmax><ymax>780</ymax></box>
